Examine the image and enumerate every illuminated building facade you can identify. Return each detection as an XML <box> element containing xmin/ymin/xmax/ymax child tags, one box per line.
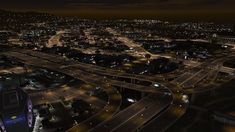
<box><xmin>0</xmin><ymin>86</ymin><xmax>33</xmax><ymax>132</ymax></box>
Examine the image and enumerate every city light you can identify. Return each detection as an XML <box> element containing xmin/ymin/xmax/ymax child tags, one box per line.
<box><xmin>0</xmin><ymin>5</ymin><xmax>235</xmax><ymax>132</ymax></box>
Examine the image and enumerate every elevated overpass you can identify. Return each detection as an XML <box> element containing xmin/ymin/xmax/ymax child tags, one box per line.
<box><xmin>1</xmin><ymin>49</ymin><xmax>187</xmax><ymax>132</ymax></box>
<box><xmin>220</xmin><ymin>66</ymin><xmax>235</xmax><ymax>75</ymax></box>
<box><xmin>1</xmin><ymin>51</ymin><xmax>122</xmax><ymax>132</ymax></box>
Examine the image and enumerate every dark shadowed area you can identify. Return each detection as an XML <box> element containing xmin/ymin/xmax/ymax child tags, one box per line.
<box><xmin>0</xmin><ymin>0</ymin><xmax>235</xmax><ymax>20</ymax></box>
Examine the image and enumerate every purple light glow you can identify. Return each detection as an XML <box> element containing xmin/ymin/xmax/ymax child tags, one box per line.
<box><xmin>27</xmin><ymin>99</ymin><xmax>33</xmax><ymax>127</ymax></box>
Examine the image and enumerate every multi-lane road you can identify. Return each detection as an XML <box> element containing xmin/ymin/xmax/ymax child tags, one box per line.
<box><xmin>90</xmin><ymin>93</ymin><xmax>172</xmax><ymax>132</ymax></box>
<box><xmin>1</xmin><ymin>49</ymin><xmax>188</xmax><ymax>132</ymax></box>
<box><xmin>3</xmin><ymin>48</ymin><xmax>232</xmax><ymax>132</ymax></box>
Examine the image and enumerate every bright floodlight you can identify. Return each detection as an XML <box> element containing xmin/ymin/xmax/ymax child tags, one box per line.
<box><xmin>127</xmin><ymin>98</ymin><xmax>136</xmax><ymax>103</ymax></box>
<box><xmin>154</xmin><ymin>83</ymin><xmax>160</xmax><ymax>88</ymax></box>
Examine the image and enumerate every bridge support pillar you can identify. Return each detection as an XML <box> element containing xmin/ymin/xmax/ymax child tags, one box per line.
<box><xmin>131</xmin><ymin>78</ymin><xmax>135</xmax><ymax>84</ymax></box>
<box><xmin>120</xmin><ymin>87</ymin><xmax>124</xmax><ymax>94</ymax></box>
<box><xmin>141</xmin><ymin>92</ymin><xmax>146</xmax><ymax>98</ymax></box>
<box><xmin>191</xmin><ymin>92</ymin><xmax>196</xmax><ymax>102</ymax></box>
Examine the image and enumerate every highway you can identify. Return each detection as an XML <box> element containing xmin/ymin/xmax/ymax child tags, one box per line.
<box><xmin>13</xmin><ymin>49</ymin><xmax>160</xmax><ymax>82</ymax></box>
<box><xmin>90</xmin><ymin>93</ymin><xmax>172</xmax><ymax>132</ymax></box>
<box><xmin>1</xmin><ymin>49</ymin><xmax>188</xmax><ymax>132</ymax></box>
<box><xmin>5</xmin><ymin>50</ymin><xmax>230</xmax><ymax>131</ymax></box>
<box><xmin>11</xmin><ymin>49</ymin><xmax>184</xmax><ymax>82</ymax></box>
<box><xmin>140</xmin><ymin>104</ymin><xmax>186</xmax><ymax>132</ymax></box>
<box><xmin>137</xmin><ymin>82</ymin><xmax>187</xmax><ymax>132</ymax></box>
<box><xmin>172</xmin><ymin>58</ymin><xmax>227</xmax><ymax>89</ymax></box>
<box><xmin>15</xmin><ymin>49</ymin><xmax>191</xmax><ymax>88</ymax></box>
<box><xmin>8</xmin><ymin>50</ymin><xmax>166</xmax><ymax>93</ymax></box>
<box><xmin>1</xmin><ymin>51</ymin><xmax>123</xmax><ymax>132</ymax></box>
<box><xmin>137</xmin><ymin>57</ymin><xmax>234</xmax><ymax>131</ymax></box>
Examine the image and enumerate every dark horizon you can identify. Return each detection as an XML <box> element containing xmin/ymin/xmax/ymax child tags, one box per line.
<box><xmin>1</xmin><ymin>0</ymin><xmax>235</xmax><ymax>21</ymax></box>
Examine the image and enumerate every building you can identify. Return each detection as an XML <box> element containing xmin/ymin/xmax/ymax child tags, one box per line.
<box><xmin>0</xmin><ymin>85</ymin><xmax>33</xmax><ymax>132</ymax></box>
<box><xmin>212</xmin><ymin>34</ymin><xmax>235</xmax><ymax>44</ymax></box>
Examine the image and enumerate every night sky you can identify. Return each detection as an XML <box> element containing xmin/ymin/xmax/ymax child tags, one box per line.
<box><xmin>1</xmin><ymin>0</ymin><xmax>235</xmax><ymax>19</ymax></box>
